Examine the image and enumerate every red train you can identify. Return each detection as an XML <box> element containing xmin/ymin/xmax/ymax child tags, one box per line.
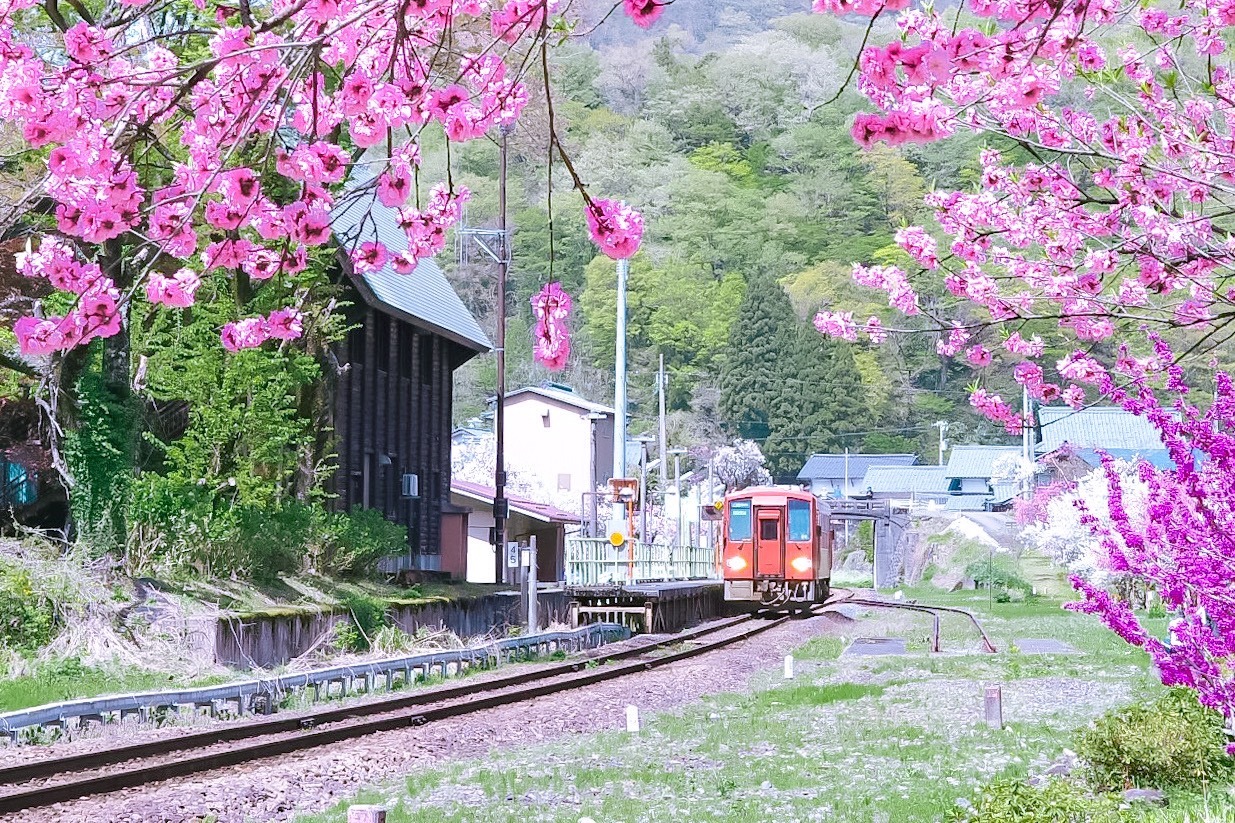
<box><xmin>721</xmin><ymin>487</ymin><xmax>832</xmax><ymax>610</ymax></box>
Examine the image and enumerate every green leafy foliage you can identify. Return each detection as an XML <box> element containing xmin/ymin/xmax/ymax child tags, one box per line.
<box><xmin>64</xmin><ymin>349</ymin><xmax>136</xmax><ymax>554</ymax></box>
<box><xmin>947</xmin><ymin>778</ymin><xmax>1125</xmax><ymax>823</ymax></box>
<box><xmin>1075</xmin><ymin>688</ymin><xmax>1235</xmax><ymax>790</ymax></box>
<box><xmin>0</xmin><ymin>562</ymin><xmax>55</xmax><ymax>651</ymax></box>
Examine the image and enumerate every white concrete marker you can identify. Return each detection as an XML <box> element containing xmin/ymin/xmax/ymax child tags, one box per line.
<box><xmin>625</xmin><ymin>704</ymin><xmax>640</xmax><ymax>733</ymax></box>
<box><xmin>783</xmin><ymin>654</ymin><xmax>794</xmax><ymax>679</ymax></box>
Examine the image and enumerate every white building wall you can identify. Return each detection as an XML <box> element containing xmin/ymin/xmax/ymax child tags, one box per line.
<box><xmin>957</xmin><ymin>477</ymin><xmax>991</xmax><ymax>494</ymax></box>
<box><xmin>465</xmin><ymin>509</ymin><xmax>497</xmax><ymax>583</ymax></box>
<box><xmin>503</xmin><ymin>396</ymin><xmax>598</xmax><ymax>501</ymax></box>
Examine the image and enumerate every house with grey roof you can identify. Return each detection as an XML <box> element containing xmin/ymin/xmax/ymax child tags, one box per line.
<box><xmin>860</xmin><ymin>465</ymin><xmax>951</xmax><ymax>506</ymax></box>
<box><xmin>797</xmin><ymin>453</ymin><xmax>919</xmax><ymax>498</ymax></box>
<box><xmin>330</xmin><ymin>193</ymin><xmax>491</xmax><ymax>580</ymax></box>
<box><xmin>1035</xmin><ymin>405</ymin><xmax>1171</xmax><ymax>462</ymax></box>
<box><xmin>945</xmin><ymin>445</ymin><xmax>1023</xmax><ymax>497</ymax></box>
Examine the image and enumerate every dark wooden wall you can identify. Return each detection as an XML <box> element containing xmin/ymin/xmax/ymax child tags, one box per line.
<box><xmin>329</xmin><ymin>304</ymin><xmax>466</xmax><ymax>565</ymax></box>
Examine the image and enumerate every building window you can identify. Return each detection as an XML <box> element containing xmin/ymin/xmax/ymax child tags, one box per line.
<box><xmin>557</xmin><ymin>473</ymin><xmax>571</xmax><ymax>491</ymax></box>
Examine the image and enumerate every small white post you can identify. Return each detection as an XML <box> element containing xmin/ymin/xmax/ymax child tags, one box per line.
<box><xmin>783</xmin><ymin>654</ymin><xmax>795</xmax><ymax>680</ymax></box>
<box><xmin>984</xmin><ymin>684</ymin><xmax>1003</xmax><ymax>730</ymax></box>
<box><xmin>625</xmin><ymin>704</ymin><xmax>640</xmax><ymax>733</ymax></box>
<box><xmin>347</xmin><ymin>806</ymin><xmax>386</xmax><ymax>823</ymax></box>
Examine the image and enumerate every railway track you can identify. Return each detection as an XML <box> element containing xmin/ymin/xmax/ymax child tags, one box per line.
<box><xmin>0</xmin><ymin>606</ymin><xmax>826</xmax><ymax>815</ymax></box>
<box><xmin>0</xmin><ymin>589</ymin><xmax>991</xmax><ymax>815</ymax></box>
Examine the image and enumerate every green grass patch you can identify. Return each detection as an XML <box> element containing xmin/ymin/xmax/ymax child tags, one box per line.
<box><xmin>0</xmin><ymin>658</ymin><xmax>228</xmax><ymax>713</ymax></box>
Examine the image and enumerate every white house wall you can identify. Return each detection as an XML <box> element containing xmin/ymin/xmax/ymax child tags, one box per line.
<box><xmin>504</xmin><ymin>396</ymin><xmax>606</xmax><ymax>500</ymax></box>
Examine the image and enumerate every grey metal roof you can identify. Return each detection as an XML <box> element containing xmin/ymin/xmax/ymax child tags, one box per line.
<box><xmin>798</xmin><ymin>453</ymin><xmax>918</xmax><ymax>481</ymax></box>
<box><xmin>990</xmin><ymin>481</ymin><xmax>1020</xmax><ymax>505</ymax></box>
<box><xmin>946</xmin><ymin>495</ymin><xmax>992</xmax><ymax>511</ymax></box>
<box><xmin>1035</xmin><ymin>406</ymin><xmax>1168</xmax><ymax>455</ymax></box>
<box><xmin>331</xmin><ymin>192</ymin><xmax>491</xmax><ymax>352</ymax></box>
<box><xmin>506</xmin><ymin>385</ymin><xmax>615</xmax><ymax>416</ymax></box>
<box><xmin>861</xmin><ymin>465</ymin><xmax>950</xmax><ymax>495</ymax></box>
<box><xmin>945</xmin><ymin>445</ymin><xmax>1022</xmax><ymax>480</ymax></box>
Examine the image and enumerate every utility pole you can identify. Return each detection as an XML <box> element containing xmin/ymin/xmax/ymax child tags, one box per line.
<box><xmin>458</xmin><ymin>126</ymin><xmax>513</xmax><ymax>584</ymax></box>
<box><xmin>658</xmin><ymin>354</ymin><xmax>668</xmax><ymax>492</ymax></box>
<box><xmin>493</xmin><ymin>126</ymin><xmax>510</xmax><ymax>585</ymax></box>
<box><xmin>1021</xmin><ymin>385</ymin><xmax>1032</xmax><ymax>500</ymax></box>
<box><xmin>613</xmin><ymin>258</ymin><xmax>629</xmax><ymax>528</ymax></box>
<box><xmin>933</xmin><ymin>420</ymin><xmax>949</xmax><ymax>466</ymax></box>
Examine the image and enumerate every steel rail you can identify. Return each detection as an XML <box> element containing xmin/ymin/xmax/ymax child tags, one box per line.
<box><xmin>845</xmin><ymin>597</ymin><xmax>997</xmax><ymax>653</ymax></box>
<box><xmin>0</xmin><ymin>612</ymin><xmax>805</xmax><ymax>814</ymax></box>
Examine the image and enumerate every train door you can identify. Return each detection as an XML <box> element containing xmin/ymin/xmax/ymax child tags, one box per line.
<box><xmin>753</xmin><ymin>507</ymin><xmax>785</xmax><ymax>577</ymax></box>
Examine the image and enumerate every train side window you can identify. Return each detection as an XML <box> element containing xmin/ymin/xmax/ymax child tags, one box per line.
<box><xmin>787</xmin><ymin>500</ymin><xmax>812</xmax><ymax>541</ymax></box>
<box><xmin>759</xmin><ymin>519</ymin><xmax>779</xmax><ymax>541</ymax></box>
<box><xmin>728</xmin><ymin>501</ymin><xmax>751</xmax><ymax>541</ymax></box>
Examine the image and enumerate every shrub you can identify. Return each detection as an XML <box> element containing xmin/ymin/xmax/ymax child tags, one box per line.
<box><xmin>0</xmin><ymin>563</ymin><xmax>56</xmax><ymax>651</ymax></box>
<box><xmin>947</xmin><ymin>778</ymin><xmax>1124</xmax><ymax>823</ymax></box>
<box><xmin>333</xmin><ymin>593</ymin><xmax>390</xmax><ymax>652</ymax></box>
<box><xmin>1076</xmin><ymin>688</ymin><xmax>1235</xmax><ymax>790</ymax></box>
<box><xmin>967</xmin><ymin>555</ymin><xmax>1034</xmax><ymax>600</ymax></box>
<box><xmin>325</xmin><ymin>508</ymin><xmax>408</xmax><ymax>577</ymax></box>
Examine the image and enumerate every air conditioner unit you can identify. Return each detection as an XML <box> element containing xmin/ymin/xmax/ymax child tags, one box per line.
<box><xmin>402</xmin><ymin>473</ymin><xmax>420</xmax><ymax>499</ymax></box>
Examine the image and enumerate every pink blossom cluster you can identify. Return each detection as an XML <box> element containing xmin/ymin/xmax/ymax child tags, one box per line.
<box><xmin>530</xmin><ymin>282</ymin><xmax>572</xmax><ymax>371</ymax></box>
<box><xmin>1</xmin><ymin>0</ymin><xmax>539</xmax><ymax>353</ymax></box>
<box><xmin>968</xmin><ymin>388</ymin><xmax>1023</xmax><ymax>434</ymax></box>
<box><xmin>220</xmin><ymin>308</ymin><xmax>304</xmax><ymax>352</ymax></box>
<box><xmin>13</xmin><ymin>238</ymin><xmax>122</xmax><ymax>355</ymax></box>
<box><xmin>585</xmin><ymin>199</ymin><xmax>644</xmax><ymax>260</ymax></box>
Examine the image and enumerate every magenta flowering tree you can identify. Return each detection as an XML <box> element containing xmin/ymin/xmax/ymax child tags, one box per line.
<box><xmin>802</xmin><ymin>0</ymin><xmax>1235</xmax><ymax>723</ymax></box>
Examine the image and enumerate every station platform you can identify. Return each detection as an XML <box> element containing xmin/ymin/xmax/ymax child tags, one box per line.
<box><xmin>566</xmin><ymin>580</ymin><xmax>723</xmax><ymax>633</ymax></box>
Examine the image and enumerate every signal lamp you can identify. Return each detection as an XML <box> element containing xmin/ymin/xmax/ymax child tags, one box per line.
<box><xmin>790</xmin><ymin>556</ymin><xmax>813</xmax><ymax>573</ymax></box>
<box><xmin>609</xmin><ymin>531</ymin><xmax>626</xmax><ymax>547</ymax></box>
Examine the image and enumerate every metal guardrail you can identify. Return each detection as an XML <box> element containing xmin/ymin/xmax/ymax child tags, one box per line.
<box><xmin>0</xmin><ymin>624</ymin><xmax>629</xmax><ymax>739</ymax></box>
<box><xmin>566</xmin><ymin>538</ymin><xmax>718</xmax><ymax>587</ymax></box>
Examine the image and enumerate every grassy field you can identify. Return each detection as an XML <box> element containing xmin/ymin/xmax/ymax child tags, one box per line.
<box><xmin>300</xmin><ymin>580</ymin><xmax>1234</xmax><ymax>823</ymax></box>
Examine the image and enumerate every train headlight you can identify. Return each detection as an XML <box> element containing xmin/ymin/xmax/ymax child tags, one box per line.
<box><xmin>725</xmin><ymin>555</ymin><xmax>748</xmax><ymax>572</ymax></box>
<box><xmin>790</xmin><ymin>555</ymin><xmax>813</xmax><ymax>573</ymax></box>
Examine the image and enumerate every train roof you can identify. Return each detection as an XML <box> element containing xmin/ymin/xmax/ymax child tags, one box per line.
<box><xmin>724</xmin><ymin>486</ymin><xmax>815</xmax><ymax>505</ymax></box>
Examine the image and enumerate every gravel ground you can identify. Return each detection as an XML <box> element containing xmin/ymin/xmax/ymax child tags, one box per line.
<box><xmin>0</xmin><ymin>628</ymin><xmax>684</xmax><ymax>768</ymax></box>
<box><xmin>0</xmin><ymin>614</ymin><xmax>849</xmax><ymax>823</ymax></box>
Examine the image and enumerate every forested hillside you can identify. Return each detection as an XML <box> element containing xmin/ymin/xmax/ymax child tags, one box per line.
<box><xmin>442</xmin><ymin>6</ymin><xmax>1016</xmax><ymax>472</ymax></box>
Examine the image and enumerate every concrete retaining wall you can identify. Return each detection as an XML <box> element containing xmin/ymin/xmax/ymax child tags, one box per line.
<box><xmin>216</xmin><ymin>590</ymin><xmax>574</xmax><ymax>669</ymax></box>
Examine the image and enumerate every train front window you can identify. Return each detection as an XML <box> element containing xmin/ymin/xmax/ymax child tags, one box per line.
<box><xmin>787</xmin><ymin>500</ymin><xmax>812</xmax><ymax>541</ymax></box>
<box><xmin>728</xmin><ymin>500</ymin><xmax>752</xmax><ymax>541</ymax></box>
<box><xmin>759</xmin><ymin>519</ymin><xmax>779</xmax><ymax>541</ymax></box>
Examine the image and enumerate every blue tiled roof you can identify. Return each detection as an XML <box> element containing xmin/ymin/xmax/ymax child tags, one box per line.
<box><xmin>331</xmin><ymin>191</ymin><xmax>491</xmax><ymax>352</ymax></box>
<box><xmin>798</xmin><ymin>453</ymin><xmax>918</xmax><ymax>481</ymax></box>
<box><xmin>945</xmin><ymin>445</ymin><xmax>1022</xmax><ymax>480</ymax></box>
<box><xmin>1036</xmin><ymin>406</ymin><xmax>1168</xmax><ymax>455</ymax></box>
